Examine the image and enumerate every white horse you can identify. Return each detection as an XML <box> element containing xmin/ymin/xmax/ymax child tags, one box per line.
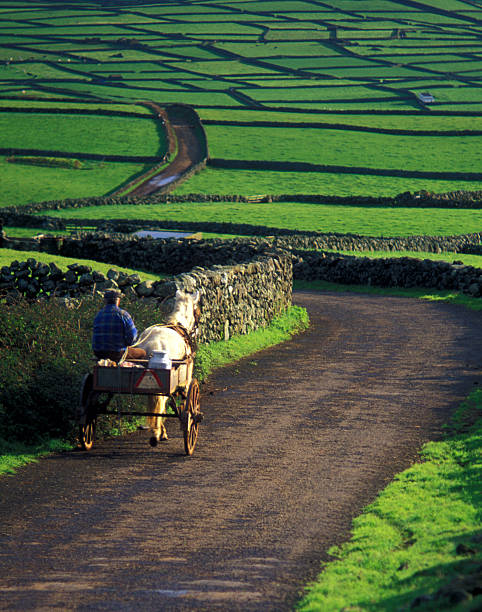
<box><xmin>131</xmin><ymin>289</ymin><xmax>200</xmax><ymax>446</ymax></box>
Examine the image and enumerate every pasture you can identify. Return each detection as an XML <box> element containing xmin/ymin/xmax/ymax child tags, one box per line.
<box><xmin>38</xmin><ymin>201</ymin><xmax>482</xmax><ymax>237</ymax></box>
<box><xmin>205</xmin><ymin>125</ymin><xmax>480</xmax><ymax>173</ymax></box>
<box><xmin>0</xmin><ymin>156</ymin><xmax>149</xmax><ymax>207</ymax></box>
<box><xmin>0</xmin><ymin>0</ymin><xmax>481</xmax><ymax>207</ymax></box>
<box><xmin>0</xmin><ymin>113</ymin><xmax>162</xmax><ymax>157</ymax></box>
<box><xmin>176</xmin><ymin>168</ymin><xmax>482</xmax><ymax>197</ymax></box>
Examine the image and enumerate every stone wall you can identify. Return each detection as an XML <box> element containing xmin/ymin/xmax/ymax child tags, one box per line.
<box><xmin>3</xmin><ymin>221</ymin><xmax>481</xmax><ymax>257</ymax></box>
<box><xmin>0</xmin><ymin>252</ymin><xmax>293</xmax><ymax>344</ymax></box>
<box><xmin>1</xmin><ymin>189</ymin><xmax>481</xmax><ymax>220</ymax></box>
<box><xmin>42</xmin><ymin>230</ymin><xmax>482</xmax><ymax>264</ymax></box>
<box><xmin>51</xmin><ymin>234</ymin><xmax>278</xmax><ymax>276</ymax></box>
<box><xmin>179</xmin><ymin>253</ymin><xmax>292</xmax><ymax>343</ymax></box>
<box><xmin>1</xmin><ymin>232</ymin><xmax>480</xmax><ymax>331</ymax></box>
<box><xmin>293</xmin><ymin>252</ymin><xmax>482</xmax><ymax>297</ymax></box>
<box><xmin>48</xmin><ymin>233</ymin><xmax>481</xmax><ymax>298</ymax></box>
<box><xmin>270</xmin><ymin>232</ymin><xmax>482</xmax><ymax>256</ymax></box>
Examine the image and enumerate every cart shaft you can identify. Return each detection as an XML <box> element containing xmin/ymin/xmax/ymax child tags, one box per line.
<box><xmin>98</xmin><ymin>410</ymin><xmax>181</xmax><ymax>418</ymax></box>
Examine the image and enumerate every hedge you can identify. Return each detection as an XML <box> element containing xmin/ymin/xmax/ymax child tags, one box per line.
<box><xmin>6</xmin><ymin>156</ymin><xmax>83</xmax><ymax>169</ymax></box>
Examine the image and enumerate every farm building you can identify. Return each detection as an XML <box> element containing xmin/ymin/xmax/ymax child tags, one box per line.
<box><xmin>417</xmin><ymin>92</ymin><xmax>435</xmax><ymax>104</ymax></box>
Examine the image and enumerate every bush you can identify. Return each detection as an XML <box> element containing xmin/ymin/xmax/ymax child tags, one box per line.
<box><xmin>0</xmin><ymin>296</ymin><xmax>155</xmax><ymax>443</ymax></box>
<box><xmin>6</xmin><ymin>156</ymin><xmax>83</xmax><ymax>169</ymax></box>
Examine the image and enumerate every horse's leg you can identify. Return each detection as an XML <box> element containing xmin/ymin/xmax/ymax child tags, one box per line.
<box><xmin>147</xmin><ymin>395</ymin><xmax>168</xmax><ymax>447</ymax></box>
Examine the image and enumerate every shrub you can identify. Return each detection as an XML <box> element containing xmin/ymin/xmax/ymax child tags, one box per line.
<box><xmin>6</xmin><ymin>156</ymin><xmax>83</xmax><ymax>170</ymax></box>
<box><xmin>0</xmin><ymin>296</ymin><xmax>155</xmax><ymax>443</ymax></box>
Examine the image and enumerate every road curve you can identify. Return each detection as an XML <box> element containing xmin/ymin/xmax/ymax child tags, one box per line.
<box><xmin>128</xmin><ymin>106</ymin><xmax>205</xmax><ymax>197</ymax></box>
<box><xmin>0</xmin><ymin>292</ymin><xmax>480</xmax><ymax>611</ymax></box>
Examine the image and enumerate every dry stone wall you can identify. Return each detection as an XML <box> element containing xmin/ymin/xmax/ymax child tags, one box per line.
<box><xmin>181</xmin><ymin>254</ymin><xmax>292</xmax><ymax>343</ymax></box>
<box><xmin>292</xmin><ymin>252</ymin><xmax>482</xmax><ymax>297</ymax></box>
<box><xmin>51</xmin><ymin>233</ymin><xmax>482</xmax><ymax>298</ymax></box>
<box><xmin>1</xmin><ymin>189</ymin><xmax>481</xmax><ymax>221</ymax></box>
<box><xmin>3</xmin><ymin>213</ymin><xmax>481</xmax><ymax>255</ymax></box>
<box><xmin>271</xmin><ymin>232</ymin><xmax>482</xmax><ymax>256</ymax></box>
<box><xmin>39</xmin><ymin>230</ymin><xmax>482</xmax><ymax>267</ymax></box>
<box><xmin>1</xmin><ymin>233</ymin><xmax>480</xmax><ymax>334</ymax></box>
<box><xmin>0</xmin><ymin>251</ymin><xmax>292</xmax><ymax>344</ymax></box>
<box><xmin>49</xmin><ymin>234</ymin><xmax>277</xmax><ymax>275</ymax></box>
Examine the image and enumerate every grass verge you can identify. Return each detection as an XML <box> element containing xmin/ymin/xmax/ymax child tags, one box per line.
<box><xmin>297</xmin><ymin>388</ymin><xmax>482</xmax><ymax>612</ymax></box>
<box><xmin>0</xmin><ymin>304</ymin><xmax>309</xmax><ymax>476</ymax></box>
<box><xmin>194</xmin><ymin>305</ymin><xmax>309</xmax><ymax>382</ymax></box>
<box><xmin>293</xmin><ymin>280</ymin><xmax>482</xmax><ymax>312</ymax></box>
<box><xmin>0</xmin><ymin>438</ymin><xmax>71</xmax><ymax>475</ymax></box>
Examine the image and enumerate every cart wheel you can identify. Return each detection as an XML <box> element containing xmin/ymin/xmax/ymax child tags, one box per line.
<box><xmin>183</xmin><ymin>378</ymin><xmax>201</xmax><ymax>456</ymax></box>
<box><xmin>78</xmin><ymin>374</ymin><xmax>98</xmax><ymax>451</ymax></box>
<box><xmin>79</xmin><ymin>409</ymin><xmax>97</xmax><ymax>451</ymax></box>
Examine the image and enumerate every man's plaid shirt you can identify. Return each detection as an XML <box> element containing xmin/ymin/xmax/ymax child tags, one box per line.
<box><xmin>92</xmin><ymin>304</ymin><xmax>138</xmax><ymax>352</ymax></box>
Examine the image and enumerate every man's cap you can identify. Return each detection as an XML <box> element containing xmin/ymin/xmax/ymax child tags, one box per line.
<box><xmin>104</xmin><ymin>289</ymin><xmax>122</xmax><ymax>301</ymax></box>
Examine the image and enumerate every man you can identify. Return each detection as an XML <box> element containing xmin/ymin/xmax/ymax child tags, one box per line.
<box><xmin>92</xmin><ymin>289</ymin><xmax>143</xmax><ymax>362</ymax></box>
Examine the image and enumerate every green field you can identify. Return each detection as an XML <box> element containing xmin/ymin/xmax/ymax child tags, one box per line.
<box><xmin>173</xmin><ymin>167</ymin><xmax>482</xmax><ymax>198</ymax></box>
<box><xmin>199</xmin><ymin>108</ymin><xmax>482</xmax><ymax>131</ymax></box>
<box><xmin>0</xmin><ymin>0</ymin><xmax>481</xmax><ymax>201</ymax></box>
<box><xmin>205</xmin><ymin>125</ymin><xmax>480</xmax><ymax>173</ymax></box>
<box><xmin>0</xmin><ymin>113</ymin><xmax>163</xmax><ymax>157</ymax></box>
<box><xmin>38</xmin><ymin>201</ymin><xmax>482</xmax><ymax>238</ymax></box>
<box><xmin>0</xmin><ymin>99</ymin><xmax>164</xmax><ymax>205</ymax></box>
<box><xmin>0</xmin><ymin>156</ymin><xmax>150</xmax><ymax>207</ymax></box>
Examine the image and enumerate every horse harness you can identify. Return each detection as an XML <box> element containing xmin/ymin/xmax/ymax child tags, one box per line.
<box><xmin>163</xmin><ymin>323</ymin><xmax>197</xmax><ymax>357</ymax></box>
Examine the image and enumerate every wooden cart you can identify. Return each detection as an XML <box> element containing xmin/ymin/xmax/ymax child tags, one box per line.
<box><xmin>78</xmin><ymin>357</ymin><xmax>202</xmax><ymax>455</ymax></box>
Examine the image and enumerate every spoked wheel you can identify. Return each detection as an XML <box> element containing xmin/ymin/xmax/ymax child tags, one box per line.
<box><xmin>182</xmin><ymin>378</ymin><xmax>202</xmax><ymax>456</ymax></box>
<box><xmin>78</xmin><ymin>373</ymin><xmax>99</xmax><ymax>451</ymax></box>
<box><xmin>80</xmin><ymin>409</ymin><xmax>97</xmax><ymax>451</ymax></box>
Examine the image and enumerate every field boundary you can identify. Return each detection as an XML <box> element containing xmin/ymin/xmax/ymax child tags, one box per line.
<box><xmin>1</xmin><ymin>148</ymin><xmax>162</xmax><ymax>163</ymax></box>
<box><xmin>0</xmin><ymin>107</ymin><xmax>151</xmax><ymax>119</ymax></box>
<box><xmin>202</xmin><ymin>119</ymin><xmax>482</xmax><ymax>137</ymax></box>
<box><xmin>208</xmin><ymin>159</ymin><xmax>482</xmax><ymax>181</ymax></box>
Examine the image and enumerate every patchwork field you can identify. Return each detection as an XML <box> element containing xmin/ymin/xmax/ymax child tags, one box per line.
<box><xmin>0</xmin><ymin>0</ymin><xmax>480</xmax><ymax>208</ymax></box>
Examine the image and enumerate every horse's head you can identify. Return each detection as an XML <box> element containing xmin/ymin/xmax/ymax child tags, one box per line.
<box><xmin>163</xmin><ymin>289</ymin><xmax>201</xmax><ymax>333</ymax></box>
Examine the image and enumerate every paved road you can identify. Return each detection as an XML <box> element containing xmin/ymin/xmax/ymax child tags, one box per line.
<box><xmin>0</xmin><ymin>292</ymin><xmax>480</xmax><ymax>611</ymax></box>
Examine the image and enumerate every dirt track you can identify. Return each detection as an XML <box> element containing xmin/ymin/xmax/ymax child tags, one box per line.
<box><xmin>128</xmin><ymin>107</ymin><xmax>204</xmax><ymax>197</ymax></box>
<box><xmin>0</xmin><ymin>291</ymin><xmax>480</xmax><ymax>611</ymax></box>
